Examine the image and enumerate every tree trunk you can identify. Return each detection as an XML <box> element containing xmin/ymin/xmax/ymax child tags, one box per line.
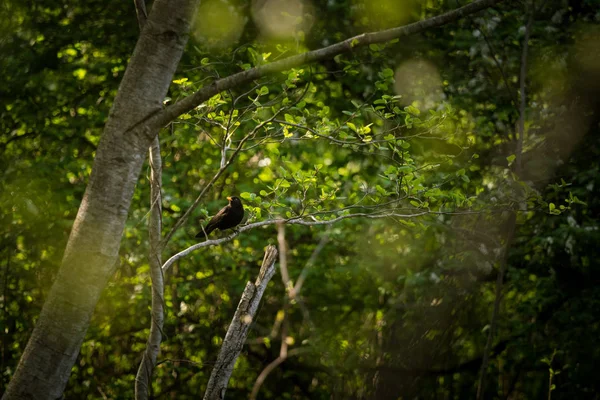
<box><xmin>2</xmin><ymin>0</ymin><xmax>198</xmax><ymax>398</ymax></box>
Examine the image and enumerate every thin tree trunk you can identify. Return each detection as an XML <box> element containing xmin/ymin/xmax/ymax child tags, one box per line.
<box><xmin>476</xmin><ymin>10</ymin><xmax>532</xmax><ymax>400</ymax></box>
<box><xmin>135</xmin><ymin>137</ymin><xmax>164</xmax><ymax>399</ymax></box>
<box><xmin>2</xmin><ymin>1</ymin><xmax>199</xmax><ymax>398</ymax></box>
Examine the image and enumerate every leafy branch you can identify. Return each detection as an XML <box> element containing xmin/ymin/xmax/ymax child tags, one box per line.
<box><xmin>145</xmin><ymin>0</ymin><xmax>504</xmax><ymax>131</ymax></box>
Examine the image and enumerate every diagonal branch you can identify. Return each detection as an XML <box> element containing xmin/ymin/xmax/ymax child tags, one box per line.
<box><xmin>202</xmin><ymin>246</ymin><xmax>279</xmax><ymax>400</ymax></box>
<box><xmin>146</xmin><ymin>0</ymin><xmax>504</xmax><ymax>130</ymax></box>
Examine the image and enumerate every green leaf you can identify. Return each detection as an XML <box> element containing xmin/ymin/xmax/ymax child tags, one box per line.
<box><xmin>405</xmin><ymin>105</ymin><xmax>420</xmax><ymax>115</ymax></box>
<box><xmin>381</xmin><ymin>68</ymin><xmax>394</xmax><ymax>78</ymax></box>
<box><xmin>277</xmin><ymin>179</ymin><xmax>291</xmax><ymax>188</ymax></box>
<box><xmin>384</xmin><ymin>166</ymin><xmax>397</xmax><ymax>175</ymax></box>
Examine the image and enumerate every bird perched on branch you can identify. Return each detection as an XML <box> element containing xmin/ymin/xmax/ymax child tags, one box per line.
<box><xmin>195</xmin><ymin>196</ymin><xmax>244</xmax><ymax>238</ymax></box>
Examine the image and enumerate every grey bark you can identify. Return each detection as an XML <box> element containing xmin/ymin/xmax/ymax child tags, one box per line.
<box><xmin>135</xmin><ymin>137</ymin><xmax>164</xmax><ymax>399</ymax></box>
<box><xmin>1</xmin><ymin>0</ymin><xmax>199</xmax><ymax>398</ymax></box>
<box><xmin>203</xmin><ymin>246</ymin><xmax>278</xmax><ymax>400</ymax></box>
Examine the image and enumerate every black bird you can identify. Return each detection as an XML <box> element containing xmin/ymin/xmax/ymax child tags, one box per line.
<box><xmin>195</xmin><ymin>196</ymin><xmax>244</xmax><ymax>238</ymax></box>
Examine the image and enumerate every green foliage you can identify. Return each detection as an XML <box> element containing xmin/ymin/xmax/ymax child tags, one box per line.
<box><xmin>2</xmin><ymin>0</ymin><xmax>600</xmax><ymax>399</ymax></box>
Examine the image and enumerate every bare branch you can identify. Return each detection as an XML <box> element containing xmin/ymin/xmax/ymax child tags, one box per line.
<box><xmin>162</xmin><ymin>211</ymin><xmax>429</xmax><ymax>273</ymax></box>
<box><xmin>202</xmin><ymin>245</ymin><xmax>279</xmax><ymax>400</ymax></box>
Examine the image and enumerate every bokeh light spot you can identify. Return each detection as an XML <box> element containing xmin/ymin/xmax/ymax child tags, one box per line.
<box><xmin>252</xmin><ymin>0</ymin><xmax>314</xmax><ymax>39</ymax></box>
<box><xmin>194</xmin><ymin>0</ymin><xmax>246</xmax><ymax>48</ymax></box>
<box><xmin>353</xmin><ymin>0</ymin><xmax>416</xmax><ymax>30</ymax></box>
<box><xmin>394</xmin><ymin>59</ymin><xmax>444</xmax><ymax>110</ymax></box>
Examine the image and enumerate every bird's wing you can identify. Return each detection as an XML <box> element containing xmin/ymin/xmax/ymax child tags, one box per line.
<box><xmin>205</xmin><ymin>205</ymin><xmax>230</xmax><ymax>232</ymax></box>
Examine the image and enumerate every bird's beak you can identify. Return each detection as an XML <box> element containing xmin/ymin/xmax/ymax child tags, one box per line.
<box><xmin>227</xmin><ymin>196</ymin><xmax>232</xmax><ymax>201</ymax></box>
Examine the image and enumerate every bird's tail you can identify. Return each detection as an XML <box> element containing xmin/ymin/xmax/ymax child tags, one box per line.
<box><xmin>195</xmin><ymin>223</ymin><xmax>216</xmax><ymax>239</ymax></box>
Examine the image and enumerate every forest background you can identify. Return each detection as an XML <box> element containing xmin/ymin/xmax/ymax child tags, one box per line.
<box><xmin>1</xmin><ymin>0</ymin><xmax>600</xmax><ymax>398</ymax></box>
